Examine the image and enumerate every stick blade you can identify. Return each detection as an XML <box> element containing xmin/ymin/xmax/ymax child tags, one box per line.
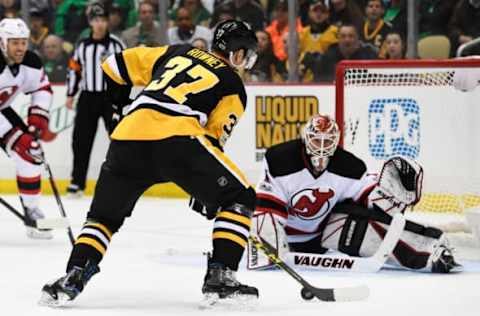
<box><xmin>332</xmin><ymin>285</ymin><xmax>370</xmax><ymax>302</ymax></box>
<box><xmin>36</xmin><ymin>218</ymin><xmax>70</xmax><ymax>229</ymax></box>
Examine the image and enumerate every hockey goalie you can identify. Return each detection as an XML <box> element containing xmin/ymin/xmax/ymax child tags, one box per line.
<box><xmin>248</xmin><ymin>113</ymin><xmax>462</xmax><ymax>273</ymax></box>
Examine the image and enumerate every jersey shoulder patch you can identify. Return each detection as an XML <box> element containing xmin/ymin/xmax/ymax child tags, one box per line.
<box><xmin>265</xmin><ymin>139</ymin><xmax>305</xmax><ymax>177</ymax></box>
<box><xmin>21</xmin><ymin>51</ymin><xmax>43</xmax><ymax>70</ymax></box>
<box><xmin>327</xmin><ymin>148</ymin><xmax>366</xmax><ymax>179</ymax></box>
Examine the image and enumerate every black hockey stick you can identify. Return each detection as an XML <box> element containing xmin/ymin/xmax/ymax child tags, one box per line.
<box><xmin>38</xmin><ymin>148</ymin><xmax>75</xmax><ymax>246</ymax></box>
<box><xmin>0</xmin><ymin>196</ymin><xmax>26</xmax><ymax>222</ymax></box>
<box><xmin>0</xmin><ymin>196</ymin><xmax>67</xmax><ymax>230</ymax></box>
<box><xmin>249</xmin><ymin>235</ymin><xmax>369</xmax><ymax>302</ymax></box>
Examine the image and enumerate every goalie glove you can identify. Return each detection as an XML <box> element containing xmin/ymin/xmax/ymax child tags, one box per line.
<box><xmin>188</xmin><ymin>197</ymin><xmax>219</xmax><ymax>220</ymax></box>
<box><xmin>379</xmin><ymin>155</ymin><xmax>423</xmax><ymax>205</ymax></box>
<box><xmin>369</xmin><ymin>156</ymin><xmax>423</xmax><ymax>214</ymax></box>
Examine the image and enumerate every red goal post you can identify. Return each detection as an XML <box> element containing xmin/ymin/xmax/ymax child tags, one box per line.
<box><xmin>335</xmin><ymin>59</ymin><xmax>480</xmax><ymax>215</ymax></box>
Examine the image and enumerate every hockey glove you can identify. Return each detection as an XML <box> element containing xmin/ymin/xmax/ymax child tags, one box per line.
<box><xmin>189</xmin><ymin>197</ymin><xmax>220</xmax><ymax>220</ymax></box>
<box><xmin>27</xmin><ymin>106</ymin><xmax>49</xmax><ymax>140</ymax></box>
<box><xmin>3</xmin><ymin>127</ymin><xmax>43</xmax><ymax>164</ymax></box>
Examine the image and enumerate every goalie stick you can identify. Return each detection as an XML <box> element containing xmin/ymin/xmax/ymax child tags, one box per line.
<box><xmin>286</xmin><ymin>213</ymin><xmax>407</xmax><ymax>273</ymax></box>
<box><xmin>0</xmin><ymin>196</ymin><xmax>69</xmax><ymax>230</ymax></box>
<box><xmin>249</xmin><ymin>235</ymin><xmax>370</xmax><ymax>302</ymax></box>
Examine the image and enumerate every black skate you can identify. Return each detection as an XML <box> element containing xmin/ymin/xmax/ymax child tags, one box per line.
<box><xmin>39</xmin><ymin>262</ymin><xmax>99</xmax><ymax>307</ymax></box>
<box><xmin>430</xmin><ymin>237</ymin><xmax>463</xmax><ymax>273</ymax></box>
<box><xmin>200</xmin><ymin>254</ymin><xmax>258</xmax><ymax>310</ymax></box>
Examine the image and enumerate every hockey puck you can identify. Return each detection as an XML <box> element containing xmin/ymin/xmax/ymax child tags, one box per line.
<box><xmin>301</xmin><ymin>288</ymin><xmax>314</xmax><ymax>301</ymax></box>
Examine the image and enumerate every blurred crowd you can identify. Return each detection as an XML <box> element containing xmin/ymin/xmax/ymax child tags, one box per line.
<box><xmin>3</xmin><ymin>0</ymin><xmax>480</xmax><ymax>83</ymax></box>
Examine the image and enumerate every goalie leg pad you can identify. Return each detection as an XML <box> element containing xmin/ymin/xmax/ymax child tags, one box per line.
<box><xmin>321</xmin><ymin>202</ymin><xmax>446</xmax><ymax>270</ymax></box>
<box><xmin>247</xmin><ymin>211</ymin><xmax>288</xmax><ymax>270</ymax></box>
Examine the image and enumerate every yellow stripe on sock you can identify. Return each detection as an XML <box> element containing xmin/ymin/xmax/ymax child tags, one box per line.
<box><xmin>216</xmin><ymin>211</ymin><xmax>251</xmax><ymax>227</ymax></box>
<box><xmin>213</xmin><ymin>231</ymin><xmax>247</xmax><ymax>248</ymax></box>
<box><xmin>84</xmin><ymin>222</ymin><xmax>113</xmax><ymax>240</ymax></box>
<box><xmin>75</xmin><ymin>237</ymin><xmax>107</xmax><ymax>255</ymax></box>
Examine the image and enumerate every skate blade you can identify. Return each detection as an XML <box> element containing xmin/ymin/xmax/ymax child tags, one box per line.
<box><xmin>36</xmin><ymin>217</ymin><xmax>70</xmax><ymax>229</ymax></box>
<box><xmin>26</xmin><ymin>227</ymin><xmax>53</xmax><ymax>240</ymax></box>
<box><xmin>38</xmin><ymin>291</ymin><xmax>70</xmax><ymax>308</ymax></box>
<box><xmin>199</xmin><ymin>293</ymin><xmax>258</xmax><ymax>311</ymax></box>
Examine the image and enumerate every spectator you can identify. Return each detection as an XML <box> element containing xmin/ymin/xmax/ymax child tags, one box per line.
<box><xmin>316</xmin><ymin>24</ymin><xmax>377</xmax><ymax>81</ymax></box>
<box><xmin>209</xmin><ymin>3</ymin><xmax>235</xmax><ymax>28</ymax></box>
<box><xmin>121</xmin><ymin>0</ymin><xmax>165</xmax><ymax>47</ymax></box>
<box><xmin>192</xmin><ymin>37</ymin><xmax>209</xmax><ymax>50</ymax></box>
<box><xmin>169</xmin><ymin>0</ymin><xmax>211</xmax><ymax>27</ymax></box>
<box><xmin>299</xmin><ymin>0</ymin><xmax>338</xmax><ymax>82</ymax></box>
<box><xmin>54</xmin><ymin>0</ymin><xmax>89</xmax><ymax>49</ymax></box>
<box><xmin>329</xmin><ymin>0</ymin><xmax>364</xmax><ymax>32</ymax></box>
<box><xmin>299</xmin><ymin>1</ymin><xmax>337</xmax><ymax>63</ymax></box>
<box><xmin>361</xmin><ymin>0</ymin><xmax>392</xmax><ymax>58</ymax></box>
<box><xmin>246</xmin><ymin>30</ymin><xmax>285</xmax><ymax>82</ymax></box>
<box><xmin>419</xmin><ymin>0</ymin><xmax>457</xmax><ymax>38</ymax></box>
<box><xmin>29</xmin><ymin>8</ymin><xmax>50</xmax><ymax>55</ymax></box>
<box><xmin>384</xmin><ymin>31</ymin><xmax>405</xmax><ymax>59</ymax></box>
<box><xmin>110</xmin><ymin>0</ymin><xmax>138</xmax><ymax>29</ymax></box>
<box><xmin>0</xmin><ymin>0</ymin><xmax>20</xmax><ymax>18</ymax></box>
<box><xmin>41</xmin><ymin>35</ymin><xmax>69</xmax><ymax>83</ymax></box>
<box><xmin>168</xmin><ymin>6</ymin><xmax>213</xmax><ymax>46</ymax></box>
<box><xmin>383</xmin><ymin>0</ymin><xmax>407</xmax><ymax>36</ymax></box>
<box><xmin>266</xmin><ymin>0</ymin><xmax>302</xmax><ymax>62</ymax></box>
<box><xmin>108</xmin><ymin>3</ymin><xmax>126</xmax><ymax>36</ymax></box>
<box><xmin>29</xmin><ymin>1</ymin><xmax>56</xmax><ymax>31</ymax></box>
<box><xmin>211</xmin><ymin>0</ymin><xmax>266</xmax><ymax>31</ymax></box>
<box><xmin>448</xmin><ymin>0</ymin><xmax>480</xmax><ymax>52</ymax></box>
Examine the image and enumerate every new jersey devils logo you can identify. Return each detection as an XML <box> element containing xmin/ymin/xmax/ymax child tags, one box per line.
<box><xmin>290</xmin><ymin>188</ymin><xmax>335</xmax><ymax>220</ymax></box>
<box><xmin>0</xmin><ymin>85</ymin><xmax>18</xmax><ymax>106</ymax></box>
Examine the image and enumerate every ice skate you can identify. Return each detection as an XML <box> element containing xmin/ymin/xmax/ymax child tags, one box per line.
<box><xmin>66</xmin><ymin>184</ymin><xmax>84</xmax><ymax>199</ymax></box>
<box><xmin>24</xmin><ymin>206</ymin><xmax>52</xmax><ymax>239</ymax></box>
<box><xmin>429</xmin><ymin>236</ymin><xmax>463</xmax><ymax>273</ymax></box>
<box><xmin>39</xmin><ymin>262</ymin><xmax>99</xmax><ymax>307</ymax></box>
<box><xmin>200</xmin><ymin>255</ymin><xmax>258</xmax><ymax>310</ymax></box>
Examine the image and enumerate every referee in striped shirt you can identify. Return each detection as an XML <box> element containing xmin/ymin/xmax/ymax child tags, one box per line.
<box><xmin>66</xmin><ymin>2</ymin><xmax>125</xmax><ymax>197</ymax></box>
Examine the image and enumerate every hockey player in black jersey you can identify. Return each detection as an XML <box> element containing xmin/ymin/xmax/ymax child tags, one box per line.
<box><xmin>39</xmin><ymin>20</ymin><xmax>259</xmax><ymax>308</ymax></box>
<box><xmin>249</xmin><ymin>113</ymin><xmax>462</xmax><ymax>274</ymax></box>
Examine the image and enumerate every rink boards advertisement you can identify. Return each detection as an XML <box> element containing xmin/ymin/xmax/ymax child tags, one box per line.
<box><xmin>0</xmin><ymin>83</ymin><xmax>478</xmax><ymax>197</ymax></box>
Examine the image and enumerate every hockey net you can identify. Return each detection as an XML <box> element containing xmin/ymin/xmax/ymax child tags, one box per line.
<box><xmin>336</xmin><ymin>59</ymin><xmax>480</xmax><ymax>254</ymax></box>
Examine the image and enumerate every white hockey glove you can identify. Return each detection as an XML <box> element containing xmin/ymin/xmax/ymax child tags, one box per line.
<box><xmin>369</xmin><ymin>156</ymin><xmax>423</xmax><ymax>214</ymax></box>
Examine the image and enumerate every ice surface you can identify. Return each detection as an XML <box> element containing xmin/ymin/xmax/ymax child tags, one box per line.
<box><xmin>1</xmin><ymin>196</ymin><xmax>480</xmax><ymax>316</ymax></box>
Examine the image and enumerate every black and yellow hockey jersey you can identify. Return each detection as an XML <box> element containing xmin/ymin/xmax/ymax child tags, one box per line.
<box><xmin>101</xmin><ymin>44</ymin><xmax>247</xmax><ymax>147</ymax></box>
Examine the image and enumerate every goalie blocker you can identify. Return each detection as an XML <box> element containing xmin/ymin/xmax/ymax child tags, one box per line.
<box><xmin>249</xmin><ymin>129</ymin><xmax>462</xmax><ymax>273</ymax></box>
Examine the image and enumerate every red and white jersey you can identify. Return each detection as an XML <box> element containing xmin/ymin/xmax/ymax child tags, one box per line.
<box><xmin>0</xmin><ymin>51</ymin><xmax>52</xmax><ymax>137</ymax></box>
<box><xmin>256</xmin><ymin>139</ymin><xmax>377</xmax><ymax>243</ymax></box>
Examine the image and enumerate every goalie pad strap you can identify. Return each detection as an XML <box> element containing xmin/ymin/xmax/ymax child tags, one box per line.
<box><xmin>339</xmin><ymin>215</ymin><xmax>369</xmax><ymax>256</ymax></box>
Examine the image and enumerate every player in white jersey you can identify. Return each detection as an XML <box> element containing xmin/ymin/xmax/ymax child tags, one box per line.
<box><xmin>0</xmin><ymin>18</ymin><xmax>53</xmax><ymax>239</ymax></box>
<box><xmin>249</xmin><ymin>113</ymin><xmax>461</xmax><ymax>273</ymax></box>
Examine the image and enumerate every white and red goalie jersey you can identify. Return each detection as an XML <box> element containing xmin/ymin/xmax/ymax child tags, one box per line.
<box><xmin>256</xmin><ymin>138</ymin><xmax>377</xmax><ymax>244</ymax></box>
<box><xmin>0</xmin><ymin>50</ymin><xmax>52</xmax><ymax>138</ymax></box>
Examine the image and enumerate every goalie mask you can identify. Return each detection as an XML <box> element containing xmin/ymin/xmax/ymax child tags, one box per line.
<box><xmin>302</xmin><ymin>114</ymin><xmax>340</xmax><ymax>171</ymax></box>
